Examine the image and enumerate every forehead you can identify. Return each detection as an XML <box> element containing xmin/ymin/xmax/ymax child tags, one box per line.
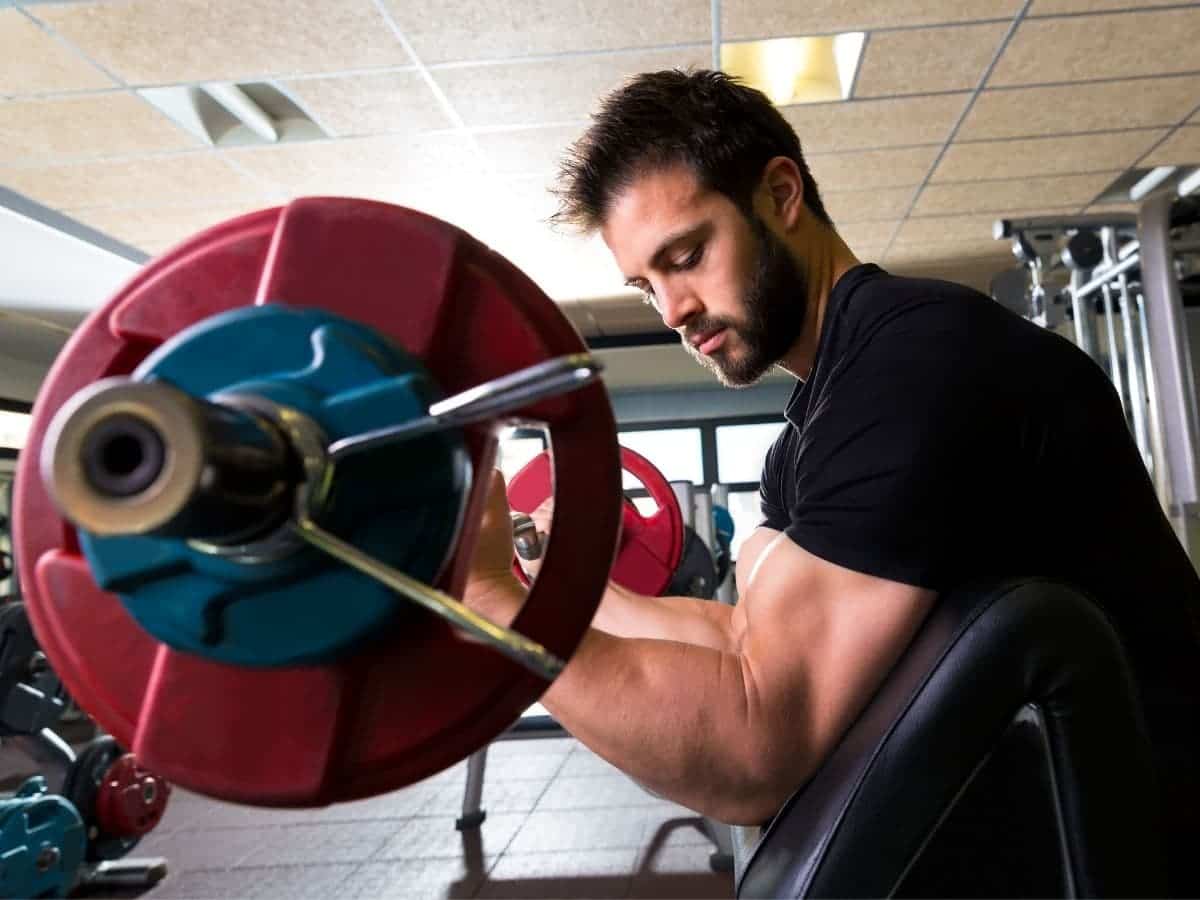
<box><xmin>600</xmin><ymin>165</ymin><xmax>720</xmax><ymax>271</ymax></box>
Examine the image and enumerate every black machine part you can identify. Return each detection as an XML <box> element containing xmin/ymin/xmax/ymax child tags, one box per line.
<box><xmin>0</xmin><ymin>601</ymin><xmax>66</xmax><ymax>735</ymax></box>
<box><xmin>666</xmin><ymin>526</ymin><xmax>720</xmax><ymax>600</ymax></box>
<box><xmin>62</xmin><ymin>736</ymin><xmax>142</xmax><ymax>863</ymax></box>
<box><xmin>1061</xmin><ymin>230</ymin><xmax>1105</xmax><ymax>271</ymax></box>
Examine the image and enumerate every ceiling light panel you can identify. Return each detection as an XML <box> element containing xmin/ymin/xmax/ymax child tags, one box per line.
<box><xmin>720</xmin><ymin>33</ymin><xmax>865</xmax><ymax>106</ymax></box>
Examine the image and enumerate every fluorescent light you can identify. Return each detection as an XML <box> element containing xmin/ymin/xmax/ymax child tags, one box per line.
<box><xmin>0</xmin><ymin>410</ymin><xmax>31</xmax><ymax>451</ymax></box>
<box><xmin>720</xmin><ymin>33</ymin><xmax>865</xmax><ymax>106</ymax></box>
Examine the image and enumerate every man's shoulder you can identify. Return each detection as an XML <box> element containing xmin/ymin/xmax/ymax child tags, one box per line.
<box><xmin>839</xmin><ymin>268</ymin><xmax>992</xmax><ymax>329</ymax></box>
<box><xmin>830</xmin><ymin>266</ymin><xmax>1039</xmax><ymax>360</ymax></box>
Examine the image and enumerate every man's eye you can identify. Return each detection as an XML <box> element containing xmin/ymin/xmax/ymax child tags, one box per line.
<box><xmin>674</xmin><ymin>246</ymin><xmax>703</xmax><ymax>270</ymax></box>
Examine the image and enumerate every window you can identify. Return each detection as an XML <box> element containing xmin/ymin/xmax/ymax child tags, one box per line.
<box><xmin>495</xmin><ymin>432</ymin><xmax>546</xmax><ymax>482</ymax></box>
<box><xmin>0</xmin><ymin>411</ymin><xmax>31</xmax><ymax>452</ymax></box>
<box><xmin>618</xmin><ymin>428</ymin><xmax>704</xmax><ymax>488</ymax></box>
<box><xmin>724</xmin><ymin>489</ymin><xmax>765</xmax><ymax>561</ymax></box>
<box><xmin>715</xmin><ymin>421</ymin><xmax>783</xmax><ymax>485</ymax></box>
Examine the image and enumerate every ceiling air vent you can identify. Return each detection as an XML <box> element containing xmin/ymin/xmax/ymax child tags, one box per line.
<box><xmin>139</xmin><ymin>82</ymin><xmax>326</xmax><ymax>147</ymax></box>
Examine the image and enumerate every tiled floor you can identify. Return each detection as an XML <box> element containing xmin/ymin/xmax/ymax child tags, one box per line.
<box><xmin>94</xmin><ymin>738</ymin><xmax>734</xmax><ymax>899</ymax></box>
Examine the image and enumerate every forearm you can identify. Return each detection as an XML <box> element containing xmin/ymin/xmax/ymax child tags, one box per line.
<box><xmin>589</xmin><ymin>581</ymin><xmax>736</xmax><ymax>653</ymax></box>
<box><xmin>466</xmin><ymin>579</ymin><xmax>809</xmax><ymax>823</ymax></box>
<box><xmin>542</xmin><ymin>625</ymin><xmax>803</xmax><ymax>824</ymax></box>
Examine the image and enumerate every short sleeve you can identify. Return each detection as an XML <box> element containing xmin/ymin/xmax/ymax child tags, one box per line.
<box><xmin>758</xmin><ymin>430</ymin><xmax>791</xmax><ymax>532</ymax></box>
<box><xmin>783</xmin><ymin>305</ymin><xmax>996</xmax><ymax>589</ymax></box>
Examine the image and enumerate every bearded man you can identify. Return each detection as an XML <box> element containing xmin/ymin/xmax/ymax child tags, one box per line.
<box><xmin>462</xmin><ymin>69</ymin><xmax>1200</xmax><ymax>893</ymax></box>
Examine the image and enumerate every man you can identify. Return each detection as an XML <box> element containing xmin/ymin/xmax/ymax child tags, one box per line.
<box><xmin>464</xmin><ymin>69</ymin><xmax>1200</xmax><ymax>888</ymax></box>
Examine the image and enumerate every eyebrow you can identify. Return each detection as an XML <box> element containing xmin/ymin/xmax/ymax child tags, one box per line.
<box><xmin>622</xmin><ymin>222</ymin><xmax>710</xmax><ymax>286</ymax></box>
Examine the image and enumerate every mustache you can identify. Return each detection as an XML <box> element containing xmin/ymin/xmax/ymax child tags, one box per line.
<box><xmin>683</xmin><ymin>316</ymin><xmax>739</xmax><ymax>345</ymax></box>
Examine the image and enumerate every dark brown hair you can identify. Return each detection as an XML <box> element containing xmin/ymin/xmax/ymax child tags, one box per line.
<box><xmin>553</xmin><ymin>68</ymin><xmax>832</xmax><ymax>232</ymax></box>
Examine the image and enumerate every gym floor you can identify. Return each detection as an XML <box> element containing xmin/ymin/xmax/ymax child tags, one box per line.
<box><xmin>95</xmin><ymin>736</ymin><xmax>732</xmax><ymax>900</ymax></box>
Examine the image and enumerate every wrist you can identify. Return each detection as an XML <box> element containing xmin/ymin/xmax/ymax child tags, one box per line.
<box><xmin>463</xmin><ymin>572</ymin><xmax>526</xmax><ymax>626</ymax></box>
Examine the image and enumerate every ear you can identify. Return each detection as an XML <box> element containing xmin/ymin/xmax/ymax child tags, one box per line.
<box><xmin>758</xmin><ymin>157</ymin><xmax>806</xmax><ymax>231</ymax></box>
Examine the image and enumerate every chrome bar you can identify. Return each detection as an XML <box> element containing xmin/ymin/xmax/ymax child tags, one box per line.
<box><xmin>1138</xmin><ymin>192</ymin><xmax>1200</xmax><ymax>507</ymax></box>
<box><xmin>290</xmin><ymin>516</ymin><xmax>564</xmax><ymax>680</ymax></box>
<box><xmin>1070</xmin><ymin>253</ymin><xmax>1142</xmax><ymax>303</ymax></box>
<box><xmin>1177</xmin><ymin>167</ymin><xmax>1200</xmax><ymax>200</ymax></box>
<box><xmin>1129</xmin><ymin>166</ymin><xmax>1179</xmax><ymax>203</ymax></box>
<box><xmin>1118</xmin><ymin>276</ymin><xmax>1152</xmax><ymax>471</ymax></box>
<box><xmin>328</xmin><ymin>355</ymin><xmax>602</xmax><ymax>462</ymax></box>
<box><xmin>1069</xmin><ymin>269</ymin><xmax>1099</xmax><ymax>358</ymax></box>
<box><xmin>1137</xmin><ymin>290</ymin><xmax>1171</xmax><ymax>506</ymax></box>
<box><xmin>1101</xmin><ymin>283</ymin><xmax>1127</xmax><ymax>414</ymax></box>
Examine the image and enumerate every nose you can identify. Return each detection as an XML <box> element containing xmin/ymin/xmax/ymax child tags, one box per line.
<box><xmin>657</xmin><ymin>281</ymin><xmax>702</xmax><ymax>331</ymax></box>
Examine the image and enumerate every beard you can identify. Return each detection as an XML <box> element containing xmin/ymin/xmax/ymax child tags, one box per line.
<box><xmin>683</xmin><ymin>213</ymin><xmax>809</xmax><ymax>387</ymax></box>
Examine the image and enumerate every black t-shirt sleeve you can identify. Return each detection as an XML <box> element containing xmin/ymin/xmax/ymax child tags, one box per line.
<box><xmin>759</xmin><ymin>433</ymin><xmax>791</xmax><ymax>532</ymax></box>
<box><xmin>784</xmin><ymin>301</ymin><xmax>986</xmax><ymax>589</ymax></box>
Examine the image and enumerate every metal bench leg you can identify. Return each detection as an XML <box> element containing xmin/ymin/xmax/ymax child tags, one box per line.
<box><xmin>455</xmin><ymin>747</ymin><xmax>488</xmax><ymax>831</ymax></box>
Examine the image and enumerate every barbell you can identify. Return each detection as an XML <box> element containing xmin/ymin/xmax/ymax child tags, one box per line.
<box><xmin>14</xmin><ymin>198</ymin><xmax>626</xmax><ymax>806</ymax></box>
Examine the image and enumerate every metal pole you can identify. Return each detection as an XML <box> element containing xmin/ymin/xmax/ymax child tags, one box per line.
<box><xmin>1069</xmin><ymin>269</ymin><xmax>1099</xmax><ymax>359</ymax></box>
<box><xmin>1098</xmin><ymin>228</ymin><xmax>1133</xmax><ymax>438</ymax></box>
<box><xmin>1137</xmin><ymin>290</ymin><xmax>1172</xmax><ymax>507</ymax></box>
<box><xmin>710</xmin><ymin>483</ymin><xmax>736</xmax><ymax>606</ymax></box>
<box><xmin>1137</xmin><ymin>193</ymin><xmax>1200</xmax><ymax>508</ymax></box>
<box><xmin>1118</xmin><ymin>276</ymin><xmax>1153</xmax><ymax>471</ymax></box>
<box><xmin>1101</xmin><ymin>283</ymin><xmax>1127</xmax><ymax>414</ymax></box>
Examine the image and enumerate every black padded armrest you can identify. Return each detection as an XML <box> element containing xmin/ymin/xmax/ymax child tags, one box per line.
<box><xmin>737</xmin><ymin>578</ymin><xmax>1167</xmax><ymax>899</ymax></box>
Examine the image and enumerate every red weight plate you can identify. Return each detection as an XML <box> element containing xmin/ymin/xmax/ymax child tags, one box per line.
<box><xmin>94</xmin><ymin>755</ymin><xmax>170</xmax><ymax>837</ymax></box>
<box><xmin>15</xmin><ymin>198</ymin><xmax>622</xmax><ymax>805</ymax></box>
<box><xmin>508</xmin><ymin>446</ymin><xmax>684</xmax><ymax>596</ymax></box>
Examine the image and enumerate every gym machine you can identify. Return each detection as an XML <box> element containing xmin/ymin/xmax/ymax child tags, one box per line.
<box><xmin>991</xmin><ymin>173</ymin><xmax>1200</xmax><ymax>558</ymax></box>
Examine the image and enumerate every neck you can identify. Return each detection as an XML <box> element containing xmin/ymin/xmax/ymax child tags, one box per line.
<box><xmin>778</xmin><ymin>228</ymin><xmax>859</xmax><ymax>380</ymax></box>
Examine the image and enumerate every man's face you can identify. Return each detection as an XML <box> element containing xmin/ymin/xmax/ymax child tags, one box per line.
<box><xmin>601</xmin><ymin>164</ymin><xmax>808</xmax><ymax>387</ymax></box>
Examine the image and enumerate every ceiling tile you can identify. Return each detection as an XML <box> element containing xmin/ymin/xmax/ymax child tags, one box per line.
<box><xmin>433</xmin><ymin>48</ymin><xmax>710</xmax><ymax>130</ymax></box>
<box><xmin>1</xmin><ymin>153</ymin><xmax>266</xmax><ymax>210</ymax></box>
<box><xmin>35</xmin><ymin>0</ymin><xmax>410</xmax><ymax>85</ymax></box>
<box><xmin>1143</xmin><ymin>126</ymin><xmax>1200</xmax><ymax>166</ymax></box>
<box><xmin>990</xmin><ymin>8</ymin><xmax>1200</xmax><ymax>86</ymax></box>
<box><xmin>474</xmin><ymin>126</ymin><xmax>581</xmax><ymax>177</ymax></box>
<box><xmin>854</xmin><ymin>23</ymin><xmax>1007</xmax><ymax>97</ymax></box>
<box><xmin>808</xmin><ymin>146</ymin><xmax>940</xmax><ymax>191</ymax></box>
<box><xmin>65</xmin><ymin>201</ymin><xmax>281</xmax><ymax>254</ymax></box>
<box><xmin>221</xmin><ymin>134</ymin><xmax>480</xmax><ymax>207</ymax></box>
<box><xmin>960</xmin><ymin>74</ymin><xmax>1200</xmax><ymax>140</ymax></box>
<box><xmin>381</xmin><ymin>0</ymin><xmax>710</xmax><ymax>64</ymax></box>
<box><xmin>0</xmin><ymin>8</ymin><xmax>114</xmax><ymax>95</ymax></box>
<box><xmin>722</xmin><ymin>0</ymin><xmax>1021</xmax><ymax>40</ymax></box>
<box><xmin>782</xmin><ymin>94</ymin><xmax>970</xmax><ymax>153</ymax></box>
<box><xmin>894</xmin><ymin>208</ymin><xmax>1076</xmax><ymax>244</ymax></box>
<box><xmin>824</xmin><ymin>188</ymin><xmax>915</xmax><ymax>223</ymax></box>
<box><xmin>886</xmin><ymin>239</ymin><xmax>1011</xmax><ymax>265</ymax></box>
<box><xmin>837</xmin><ymin>220</ymin><xmax>900</xmax><ymax>248</ymax></box>
<box><xmin>0</xmin><ymin>93</ymin><xmax>199</xmax><ymax>164</ymax></box>
<box><xmin>913</xmin><ymin>171</ymin><xmax>1114</xmax><ymax>215</ymax></box>
<box><xmin>1029</xmin><ymin>0</ymin><xmax>1180</xmax><ymax>13</ymax></box>
<box><xmin>887</xmin><ymin>257</ymin><xmax>1004</xmax><ymax>292</ymax></box>
<box><xmin>279</xmin><ymin>72</ymin><xmax>452</xmax><ymax>137</ymax></box>
<box><xmin>933</xmin><ymin>129</ymin><xmax>1165</xmax><ymax>182</ymax></box>
<box><xmin>852</xmin><ymin>244</ymin><xmax>890</xmax><ymax>262</ymax></box>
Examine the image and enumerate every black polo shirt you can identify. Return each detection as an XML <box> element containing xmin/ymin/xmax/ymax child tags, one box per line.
<box><xmin>759</xmin><ymin>263</ymin><xmax>1200</xmax><ymax>880</ymax></box>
